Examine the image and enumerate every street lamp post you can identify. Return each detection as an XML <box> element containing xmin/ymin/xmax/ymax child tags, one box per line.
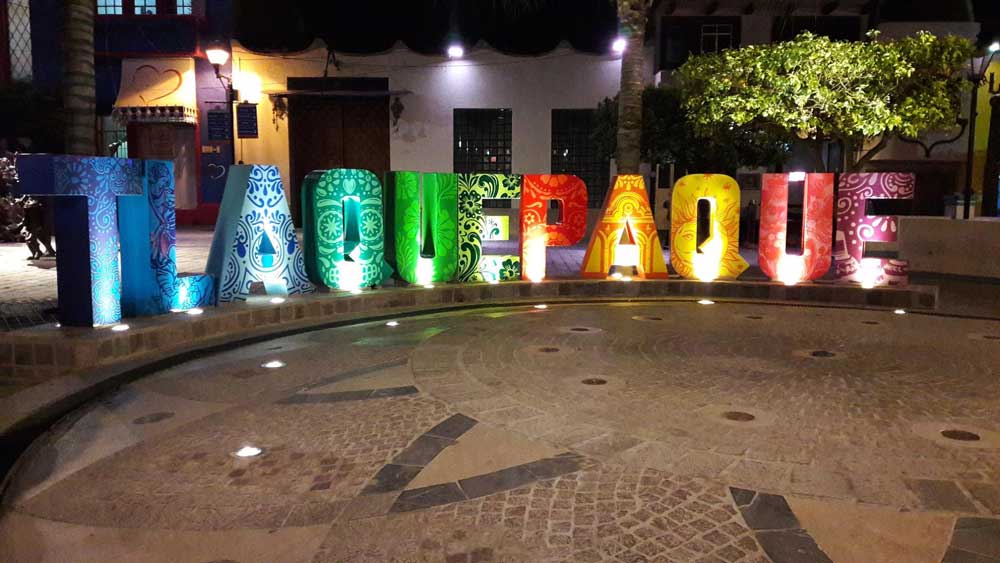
<box><xmin>205</xmin><ymin>45</ymin><xmax>239</xmax><ymax>143</ymax></box>
<box><xmin>964</xmin><ymin>42</ymin><xmax>1000</xmax><ymax>220</ymax></box>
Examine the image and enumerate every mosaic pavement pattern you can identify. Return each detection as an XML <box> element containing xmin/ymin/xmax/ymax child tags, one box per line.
<box><xmin>2</xmin><ymin>302</ymin><xmax>1000</xmax><ymax>562</ymax></box>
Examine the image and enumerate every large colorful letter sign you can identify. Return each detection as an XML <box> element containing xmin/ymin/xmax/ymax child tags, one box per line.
<box><xmin>386</xmin><ymin>171</ymin><xmax>459</xmax><ymax>285</ymax></box>
<box><xmin>206</xmin><ymin>165</ymin><xmax>313</xmax><ymax>302</ymax></box>
<box><xmin>834</xmin><ymin>172</ymin><xmax>914</xmax><ymax>286</ymax></box>
<box><xmin>16</xmin><ymin>155</ymin><xmax>143</xmax><ymax>326</ymax></box>
<box><xmin>582</xmin><ymin>175</ymin><xmax>668</xmax><ymax>279</ymax></box>
<box><xmin>457</xmin><ymin>174</ymin><xmax>522</xmax><ymax>282</ymax></box>
<box><xmin>119</xmin><ymin>160</ymin><xmax>215</xmax><ymax>316</ymax></box>
<box><xmin>301</xmin><ymin>168</ymin><xmax>392</xmax><ymax>291</ymax></box>
<box><xmin>520</xmin><ymin>175</ymin><xmax>588</xmax><ymax>282</ymax></box>
<box><xmin>758</xmin><ymin>173</ymin><xmax>834</xmax><ymax>285</ymax></box>
<box><xmin>671</xmin><ymin>174</ymin><xmax>748</xmax><ymax>281</ymax></box>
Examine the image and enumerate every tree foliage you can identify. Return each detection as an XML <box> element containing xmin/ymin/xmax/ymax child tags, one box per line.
<box><xmin>677</xmin><ymin>31</ymin><xmax>974</xmax><ymax>169</ymax></box>
<box><xmin>594</xmin><ymin>86</ymin><xmax>790</xmax><ymax>175</ymax></box>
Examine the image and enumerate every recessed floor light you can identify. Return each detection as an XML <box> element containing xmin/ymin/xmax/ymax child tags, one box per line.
<box><xmin>611</xmin><ymin>272</ymin><xmax>623</xmax><ymax>280</ymax></box>
<box><xmin>386</xmin><ymin>321</ymin><xmax>399</xmax><ymax>327</ymax></box>
<box><xmin>350</xmin><ymin>288</ymin><xmax>363</xmax><ymax>295</ymax></box>
<box><xmin>894</xmin><ymin>309</ymin><xmax>906</xmax><ymax>315</ymax></box>
<box><xmin>697</xmin><ymin>299</ymin><xmax>715</xmax><ymax>305</ymax></box>
<box><xmin>423</xmin><ymin>284</ymin><xmax>435</xmax><ymax>289</ymax></box>
<box><xmin>186</xmin><ymin>308</ymin><xmax>204</xmax><ymax>316</ymax></box>
<box><xmin>269</xmin><ymin>297</ymin><xmax>286</xmax><ymax>304</ymax></box>
<box><xmin>622</xmin><ymin>276</ymin><xmax>632</xmax><ymax>282</ymax></box>
<box><xmin>488</xmin><ymin>280</ymin><xmax>500</xmax><ymax>285</ymax></box>
<box><xmin>534</xmin><ymin>304</ymin><xmax>548</xmax><ymax>310</ymax></box>
<box><xmin>261</xmin><ymin>360</ymin><xmax>286</xmax><ymax>369</ymax></box>
<box><xmin>235</xmin><ymin>446</ymin><xmax>263</xmax><ymax>458</ymax></box>
<box><xmin>111</xmin><ymin>324</ymin><xmax>130</xmax><ymax>332</ymax></box>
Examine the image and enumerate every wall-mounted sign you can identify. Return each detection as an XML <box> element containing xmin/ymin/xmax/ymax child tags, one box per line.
<box><xmin>206</xmin><ymin>109</ymin><xmax>231</xmax><ymax>142</ymax></box>
<box><xmin>237</xmin><ymin>103</ymin><xmax>259</xmax><ymax>139</ymax></box>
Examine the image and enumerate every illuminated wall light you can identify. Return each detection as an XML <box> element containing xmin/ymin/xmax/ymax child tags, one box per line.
<box><xmin>776</xmin><ymin>255</ymin><xmax>806</xmax><ymax>286</ymax></box>
<box><xmin>111</xmin><ymin>323</ymin><xmax>130</xmax><ymax>332</ymax></box>
<box><xmin>788</xmin><ymin>171</ymin><xmax>807</xmax><ymax>182</ymax></box>
<box><xmin>612</xmin><ymin>37</ymin><xmax>627</xmax><ymax>54</ymax></box>
<box><xmin>523</xmin><ymin>236</ymin><xmax>548</xmax><ymax>283</ymax></box>
<box><xmin>692</xmin><ymin>235</ymin><xmax>723</xmax><ymax>282</ymax></box>
<box><xmin>447</xmin><ymin>44</ymin><xmax>465</xmax><ymax>59</ymax></box>
<box><xmin>261</xmin><ymin>360</ymin><xmax>286</xmax><ymax>369</ymax></box>
<box><xmin>858</xmin><ymin>258</ymin><xmax>883</xmax><ymax>289</ymax></box>
<box><xmin>234</xmin><ymin>445</ymin><xmax>262</xmax><ymax>458</ymax></box>
<box><xmin>990</xmin><ymin>42</ymin><xmax>1000</xmax><ymax>53</ymax></box>
<box><xmin>415</xmin><ymin>257</ymin><xmax>436</xmax><ymax>286</ymax></box>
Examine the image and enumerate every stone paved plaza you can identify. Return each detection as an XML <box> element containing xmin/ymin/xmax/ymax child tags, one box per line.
<box><xmin>2</xmin><ymin>301</ymin><xmax>999</xmax><ymax>562</ymax></box>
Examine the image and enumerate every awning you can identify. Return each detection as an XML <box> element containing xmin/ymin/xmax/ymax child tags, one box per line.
<box><xmin>113</xmin><ymin>58</ymin><xmax>198</xmax><ymax>124</ymax></box>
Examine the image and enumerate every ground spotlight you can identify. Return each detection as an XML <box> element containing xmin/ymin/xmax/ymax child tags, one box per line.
<box><xmin>235</xmin><ymin>445</ymin><xmax>262</xmax><ymax>458</ymax></box>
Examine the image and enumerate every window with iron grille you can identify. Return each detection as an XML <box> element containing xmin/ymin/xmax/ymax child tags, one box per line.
<box><xmin>453</xmin><ymin>109</ymin><xmax>512</xmax><ymax>174</ymax></box>
<box><xmin>134</xmin><ymin>0</ymin><xmax>156</xmax><ymax>15</ymax></box>
<box><xmin>96</xmin><ymin>0</ymin><xmax>123</xmax><ymax>15</ymax></box>
<box><xmin>7</xmin><ymin>0</ymin><xmax>33</xmax><ymax>79</ymax></box>
<box><xmin>175</xmin><ymin>0</ymin><xmax>192</xmax><ymax>15</ymax></box>
<box><xmin>551</xmin><ymin>109</ymin><xmax>609</xmax><ymax>208</ymax></box>
<box><xmin>700</xmin><ymin>23</ymin><xmax>734</xmax><ymax>54</ymax></box>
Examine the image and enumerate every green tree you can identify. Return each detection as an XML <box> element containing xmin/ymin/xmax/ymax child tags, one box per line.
<box><xmin>677</xmin><ymin>31</ymin><xmax>974</xmax><ymax>171</ymax></box>
<box><xmin>593</xmin><ymin>86</ymin><xmax>791</xmax><ymax>176</ymax></box>
<box><xmin>63</xmin><ymin>0</ymin><xmax>97</xmax><ymax>155</ymax></box>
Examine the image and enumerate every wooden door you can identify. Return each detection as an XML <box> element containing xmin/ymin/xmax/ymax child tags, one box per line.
<box><xmin>127</xmin><ymin>122</ymin><xmax>198</xmax><ymax>209</ymax></box>
<box><xmin>288</xmin><ymin>96</ymin><xmax>390</xmax><ymax>225</ymax></box>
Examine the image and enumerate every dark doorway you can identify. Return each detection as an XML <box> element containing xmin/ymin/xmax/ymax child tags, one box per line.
<box><xmin>288</xmin><ymin>95</ymin><xmax>390</xmax><ymax>225</ymax></box>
